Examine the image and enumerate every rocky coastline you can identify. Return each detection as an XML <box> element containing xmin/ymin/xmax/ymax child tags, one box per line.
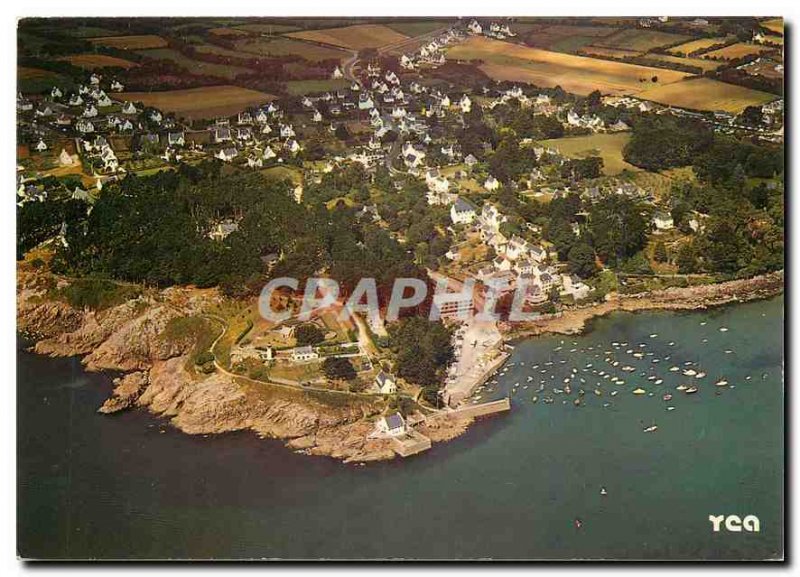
<box><xmin>16</xmin><ymin>270</ymin><xmax>472</xmax><ymax>463</ymax></box>
<box><xmin>17</xmin><ymin>269</ymin><xmax>782</xmax><ymax>463</ymax></box>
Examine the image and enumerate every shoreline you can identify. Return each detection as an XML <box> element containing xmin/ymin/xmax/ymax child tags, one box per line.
<box><xmin>500</xmin><ymin>271</ymin><xmax>784</xmax><ymax>342</ymax></box>
<box><xmin>16</xmin><ymin>269</ymin><xmax>783</xmax><ymax>463</ymax></box>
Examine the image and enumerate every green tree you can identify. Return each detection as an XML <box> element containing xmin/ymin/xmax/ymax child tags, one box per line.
<box><xmin>567</xmin><ymin>242</ymin><xmax>597</xmax><ymax>278</ymax></box>
<box><xmin>322</xmin><ymin>357</ymin><xmax>356</xmax><ymax>381</ymax></box>
<box><xmin>295</xmin><ymin>323</ymin><xmax>325</xmax><ymax>346</ymax></box>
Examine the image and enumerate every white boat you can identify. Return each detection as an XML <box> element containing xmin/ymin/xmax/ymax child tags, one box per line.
<box><xmin>669</xmin><ymin>366</ymin><xmax>680</xmax><ymax>372</ymax></box>
<box><xmin>683</xmin><ymin>369</ymin><xmax>697</xmax><ymax>376</ymax></box>
<box><xmin>719</xmin><ymin>327</ymin><xmax>728</xmax><ymax>332</ymax></box>
<box><xmin>655</xmin><ymin>379</ymin><xmax>663</xmax><ymax>385</ymax></box>
<box><xmin>685</xmin><ymin>386</ymin><xmax>698</xmax><ymax>394</ymax></box>
<box><xmin>649</xmin><ymin>334</ymin><xmax>658</xmax><ymax>338</ymax></box>
<box><xmin>600</xmin><ymin>487</ymin><xmax>608</xmax><ymax>496</ymax></box>
<box><xmin>695</xmin><ymin>372</ymin><xmax>706</xmax><ymax>379</ymax></box>
<box><xmin>633</xmin><ymin>388</ymin><xmax>646</xmax><ymax>395</ymax></box>
<box><xmin>643</xmin><ymin>425</ymin><xmax>658</xmax><ymax>433</ymax></box>
<box><xmin>715</xmin><ymin>379</ymin><xmax>729</xmax><ymax>387</ymax></box>
<box><xmin>667</xmin><ymin>406</ymin><xmax>676</xmax><ymax>411</ymax></box>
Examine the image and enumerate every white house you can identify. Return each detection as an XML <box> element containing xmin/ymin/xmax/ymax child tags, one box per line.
<box><xmin>291</xmin><ymin>345</ymin><xmax>319</xmax><ymax>362</ymax></box>
<box><xmin>375</xmin><ymin>413</ymin><xmax>406</xmax><ymax>437</ymax></box>
<box><xmin>110</xmin><ymin>80</ymin><xmax>124</xmax><ymax>92</ymax></box>
<box><xmin>375</xmin><ymin>371</ymin><xmax>397</xmax><ymax>395</ymax></box>
<box><xmin>215</xmin><ymin>147</ymin><xmax>238</xmax><ymax>162</ymax></box>
<box><xmin>484</xmin><ymin>175</ymin><xmax>500</xmax><ymax>191</ymax></box>
<box><xmin>653</xmin><ymin>210</ymin><xmax>674</xmax><ymax>231</ymax></box>
<box><xmin>450</xmin><ymin>197</ymin><xmax>477</xmax><ymax>225</ymax></box>
<box><xmin>34</xmin><ymin>139</ymin><xmax>47</xmax><ymax>152</ymax></box>
<box><xmin>561</xmin><ymin>274</ymin><xmax>591</xmax><ymax>301</ymax></box>
<box><xmin>122</xmin><ymin>102</ymin><xmax>137</xmax><ymax>115</ymax></box>
<box><xmin>459</xmin><ymin>94</ymin><xmax>472</xmax><ymax>113</ymax></box>
<box><xmin>68</xmin><ymin>94</ymin><xmax>84</xmax><ymax>107</ymax></box>
<box><xmin>58</xmin><ymin>149</ymin><xmax>75</xmax><ymax>166</ymax></box>
<box><xmin>332</xmin><ymin>66</ymin><xmax>343</xmax><ymax>79</ymax></box>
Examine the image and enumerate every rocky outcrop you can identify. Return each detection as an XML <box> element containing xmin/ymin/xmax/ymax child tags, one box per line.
<box><xmin>99</xmin><ymin>371</ymin><xmax>149</xmax><ymax>414</ymax></box>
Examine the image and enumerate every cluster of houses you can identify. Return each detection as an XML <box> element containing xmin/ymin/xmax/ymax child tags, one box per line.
<box><xmin>399</xmin><ymin>27</ymin><xmax>463</xmax><ymax>70</ymax></box>
<box><xmin>467</xmin><ymin>19</ymin><xmax>516</xmax><ymax>39</ymax></box>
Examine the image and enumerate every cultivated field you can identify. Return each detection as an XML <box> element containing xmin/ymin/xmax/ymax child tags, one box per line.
<box><xmin>634</xmin><ymin>77</ymin><xmax>777</xmax><ymax>113</ymax></box>
<box><xmin>287</xmin><ymin>24</ymin><xmax>409</xmax><ymax>51</ymax></box>
<box><xmin>642</xmin><ymin>53</ymin><xmax>722</xmax><ymax>72</ymax></box>
<box><xmin>90</xmin><ymin>35</ymin><xmax>168</xmax><ymax>50</ymax></box>
<box><xmin>521</xmin><ymin>24</ymin><xmax>619</xmax><ymax>53</ymax></box>
<box><xmin>60</xmin><ymin>54</ymin><xmax>139</xmax><ymax>70</ymax></box>
<box><xmin>760</xmin><ymin>18</ymin><xmax>783</xmax><ymax>35</ymax></box>
<box><xmin>540</xmin><ymin>133</ymin><xmax>640</xmax><ymax>175</ymax></box>
<box><xmin>137</xmin><ymin>48</ymin><xmax>249</xmax><ymax>79</ymax></box>
<box><xmin>207</xmin><ymin>27</ymin><xmax>250</xmax><ymax>37</ymax></box>
<box><xmin>235</xmin><ymin>37</ymin><xmax>347</xmax><ymax>62</ymax></box>
<box><xmin>590</xmin><ymin>29</ymin><xmax>691</xmax><ymax>52</ymax></box>
<box><xmin>667</xmin><ymin>37</ymin><xmax>732</xmax><ymax>56</ymax></box>
<box><xmin>702</xmin><ymin>42</ymin><xmax>774</xmax><ymax>61</ymax></box>
<box><xmin>119</xmin><ymin>85</ymin><xmax>275</xmax><ymax>120</ymax></box>
<box><xmin>446</xmin><ymin>36</ymin><xmax>691</xmax><ymax>96</ymax></box>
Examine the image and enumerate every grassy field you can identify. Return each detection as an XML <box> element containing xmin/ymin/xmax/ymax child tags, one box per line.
<box><xmin>119</xmin><ymin>85</ymin><xmax>274</xmax><ymax>120</ymax></box>
<box><xmin>260</xmin><ymin>165</ymin><xmax>303</xmax><ymax>185</ymax></box>
<box><xmin>580</xmin><ymin>46</ymin><xmax>643</xmax><ymax>58</ymax></box>
<box><xmin>287</xmin><ymin>24</ymin><xmax>408</xmax><ymax>51</ymax></box>
<box><xmin>18</xmin><ymin>66</ymin><xmax>70</xmax><ymax>93</ymax></box>
<box><xmin>137</xmin><ymin>48</ymin><xmax>250</xmax><ymax>79</ymax></box>
<box><xmin>285</xmin><ymin>78</ymin><xmax>350</xmax><ymax>95</ymax></box>
<box><xmin>634</xmin><ymin>77</ymin><xmax>777</xmax><ymax>113</ymax></box>
<box><xmin>60</xmin><ymin>54</ymin><xmax>139</xmax><ymax>70</ymax></box>
<box><xmin>760</xmin><ymin>18</ymin><xmax>783</xmax><ymax>35</ymax></box>
<box><xmin>540</xmin><ymin>132</ymin><xmax>640</xmax><ymax>175</ymax></box>
<box><xmin>207</xmin><ymin>27</ymin><xmax>250</xmax><ymax>37</ymax></box>
<box><xmin>446</xmin><ymin>36</ymin><xmax>690</xmax><ymax>96</ymax></box>
<box><xmin>232</xmin><ymin>23</ymin><xmax>301</xmax><ymax>34</ymax></box>
<box><xmin>235</xmin><ymin>37</ymin><xmax>347</xmax><ymax>62</ymax></box>
<box><xmin>591</xmin><ymin>29</ymin><xmax>691</xmax><ymax>52</ymax></box>
<box><xmin>385</xmin><ymin>20</ymin><xmax>449</xmax><ymax>37</ymax></box>
<box><xmin>641</xmin><ymin>53</ymin><xmax>723</xmax><ymax>72</ymax></box>
<box><xmin>90</xmin><ymin>34</ymin><xmax>168</xmax><ymax>50</ymax></box>
<box><xmin>667</xmin><ymin>36</ymin><xmax>732</xmax><ymax>56</ymax></box>
<box><xmin>702</xmin><ymin>42</ymin><xmax>774</xmax><ymax>61</ymax></box>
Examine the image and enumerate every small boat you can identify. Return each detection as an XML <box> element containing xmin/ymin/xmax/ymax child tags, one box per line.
<box><xmin>600</xmin><ymin>487</ymin><xmax>608</xmax><ymax>496</ymax></box>
<box><xmin>685</xmin><ymin>386</ymin><xmax>698</xmax><ymax>394</ymax></box>
<box><xmin>610</xmin><ymin>391</ymin><xmax>618</xmax><ymax>397</ymax></box>
<box><xmin>670</xmin><ymin>366</ymin><xmax>680</xmax><ymax>372</ymax></box>
<box><xmin>667</xmin><ymin>406</ymin><xmax>676</xmax><ymax>411</ymax></box>
<box><xmin>622</xmin><ymin>366</ymin><xmax>635</xmax><ymax>372</ymax></box>
<box><xmin>643</xmin><ymin>424</ymin><xmax>658</xmax><ymax>433</ymax></box>
<box><xmin>532</xmin><ymin>396</ymin><xmax>539</xmax><ymax>403</ymax></box>
<box><xmin>655</xmin><ymin>379</ymin><xmax>663</xmax><ymax>385</ymax></box>
<box><xmin>695</xmin><ymin>372</ymin><xmax>706</xmax><ymax>379</ymax></box>
<box><xmin>633</xmin><ymin>388</ymin><xmax>646</xmax><ymax>395</ymax></box>
<box><xmin>719</xmin><ymin>327</ymin><xmax>729</xmax><ymax>332</ymax></box>
<box><xmin>575</xmin><ymin>518</ymin><xmax>583</xmax><ymax>529</ymax></box>
<box><xmin>662</xmin><ymin>394</ymin><xmax>673</xmax><ymax>401</ymax></box>
<box><xmin>649</xmin><ymin>334</ymin><xmax>658</xmax><ymax>338</ymax></box>
<box><xmin>594</xmin><ymin>389</ymin><xmax>602</xmax><ymax>396</ymax></box>
<box><xmin>683</xmin><ymin>369</ymin><xmax>697</xmax><ymax>376</ymax></box>
<box><xmin>715</xmin><ymin>379</ymin><xmax>728</xmax><ymax>387</ymax></box>
<box><xmin>676</xmin><ymin>384</ymin><xmax>688</xmax><ymax>391</ymax></box>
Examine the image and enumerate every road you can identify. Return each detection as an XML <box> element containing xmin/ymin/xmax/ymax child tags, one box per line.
<box><xmin>201</xmin><ymin>314</ymin><xmax>376</xmax><ymax>398</ymax></box>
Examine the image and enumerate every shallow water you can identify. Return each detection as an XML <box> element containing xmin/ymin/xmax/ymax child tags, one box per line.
<box><xmin>18</xmin><ymin>296</ymin><xmax>783</xmax><ymax>560</ymax></box>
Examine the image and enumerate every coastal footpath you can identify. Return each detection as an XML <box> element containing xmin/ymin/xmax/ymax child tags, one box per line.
<box><xmin>17</xmin><ymin>269</ymin><xmax>782</xmax><ymax>462</ymax></box>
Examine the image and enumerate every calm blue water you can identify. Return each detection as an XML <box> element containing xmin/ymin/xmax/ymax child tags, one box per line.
<box><xmin>18</xmin><ymin>297</ymin><xmax>783</xmax><ymax>560</ymax></box>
